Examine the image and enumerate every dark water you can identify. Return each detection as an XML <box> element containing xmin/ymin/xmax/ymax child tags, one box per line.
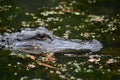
<box><xmin>0</xmin><ymin>0</ymin><xmax>120</xmax><ymax>80</ymax></box>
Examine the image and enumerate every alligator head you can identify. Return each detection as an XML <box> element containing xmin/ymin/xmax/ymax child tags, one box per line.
<box><xmin>0</xmin><ymin>27</ymin><xmax>103</xmax><ymax>54</ymax></box>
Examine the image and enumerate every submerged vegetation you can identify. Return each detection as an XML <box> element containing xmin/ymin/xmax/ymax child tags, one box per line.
<box><xmin>0</xmin><ymin>0</ymin><xmax>120</xmax><ymax>80</ymax></box>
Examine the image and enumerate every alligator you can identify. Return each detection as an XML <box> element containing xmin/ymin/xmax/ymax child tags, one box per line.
<box><xmin>0</xmin><ymin>27</ymin><xmax>103</xmax><ymax>54</ymax></box>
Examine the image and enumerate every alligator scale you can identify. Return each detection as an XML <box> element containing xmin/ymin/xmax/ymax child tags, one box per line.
<box><xmin>0</xmin><ymin>27</ymin><xmax>103</xmax><ymax>54</ymax></box>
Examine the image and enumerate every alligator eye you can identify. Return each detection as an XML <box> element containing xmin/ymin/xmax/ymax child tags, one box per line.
<box><xmin>37</xmin><ymin>34</ymin><xmax>46</xmax><ymax>40</ymax></box>
<box><xmin>36</xmin><ymin>34</ymin><xmax>53</xmax><ymax>41</ymax></box>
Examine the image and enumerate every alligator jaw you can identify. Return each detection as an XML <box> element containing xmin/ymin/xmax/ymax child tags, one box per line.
<box><xmin>12</xmin><ymin>39</ymin><xmax>102</xmax><ymax>54</ymax></box>
<box><xmin>48</xmin><ymin>39</ymin><xmax>103</xmax><ymax>53</ymax></box>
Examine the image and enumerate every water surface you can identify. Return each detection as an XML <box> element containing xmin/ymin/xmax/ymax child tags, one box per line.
<box><xmin>0</xmin><ymin>0</ymin><xmax>120</xmax><ymax>80</ymax></box>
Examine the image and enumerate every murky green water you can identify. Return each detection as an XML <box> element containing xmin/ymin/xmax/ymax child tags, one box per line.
<box><xmin>0</xmin><ymin>0</ymin><xmax>120</xmax><ymax>80</ymax></box>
